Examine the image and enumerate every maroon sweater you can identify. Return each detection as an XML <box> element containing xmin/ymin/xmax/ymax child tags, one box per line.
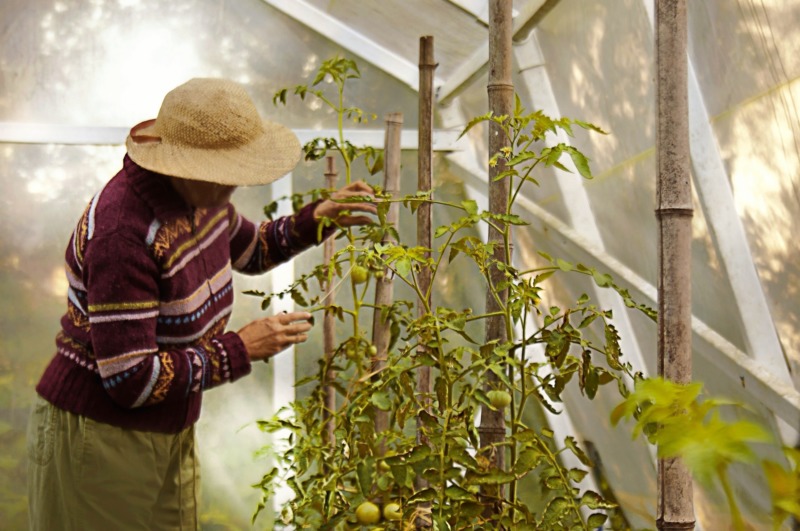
<box><xmin>37</xmin><ymin>155</ymin><xmax>325</xmax><ymax>433</ymax></box>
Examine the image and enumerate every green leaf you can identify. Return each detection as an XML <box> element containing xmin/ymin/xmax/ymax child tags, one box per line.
<box><xmin>397</xmin><ymin>465</ymin><xmax>414</xmax><ymax>488</ymax></box>
<box><xmin>407</xmin><ymin>488</ymin><xmax>437</xmax><ymax>504</ymax></box>
<box><xmin>580</xmin><ymin>490</ymin><xmax>616</xmax><ymax>510</ymax></box>
<box><xmin>272</xmin><ymin>88</ymin><xmax>288</xmax><ymax>106</ymax></box>
<box><xmin>514</xmin><ymin>429</ymin><xmax>539</xmax><ymax>443</ymax></box>
<box><xmin>587</xmin><ymin>513</ymin><xmax>608</xmax><ymax>527</ymax></box>
<box><xmin>357</xmin><ymin>460</ymin><xmax>372</xmax><ymax>496</ymax></box>
<box><xmin>468</xmin><ymin>469</ymin><xmax>515</xmax><ymax>485</ymax></box>
<box><xmin>461</xmin><ymin>199</ymin><xmax>479</xmax><ymax>215</ymax></box>
<box><xmin>574</xmin><ymin>119</ymin><xmax>608</xmax><ymax>135</ymax></box>
<box><xmin>444</xmin><ymin>485</ymin><xmax>475</xmax><ymax>502</ymax></box>
<box><xmin>513</xmin><ymin>448</ymin><xmax>542</xmax><ymax>476</ymax></box>
<box><xmin>370</xmin><ymin>391</ymin><xmax>392</xmax><ymax>411</ymax></box>
<box><xmin>404</xmin><ymin>444</ymin><xmax>432</xmax><ymax>464</ymax></box>
<box><xmin>514</xmin><ymin>92</ymin><xmax>524</xmax><ymax>117</ymax></box>
<box><xmin>564</xmin><ymin>436</ymin><xmax>593</xmax><ymax>467</ymax></box>
<box><xmin>459</xmin><ymin>111</ymin><xmax>493</xmax><ymax>139</ymax></box>
<box><xmin>367</xmin><ymin>149</ymin><xmax>384</xmax><ymax>175</ymax></box>
<box><xmin>507</xmin><ymin>150</ymin><xmax>537</xmax><ymax>167</ymax></box>
<box><xmin>567</xmin><ymin>468</ymin><xmax>588</xmax><ymax>483</ymax></box>
<box><xmin>556</xmin><ymin>259</ymin><xmax>573</xmax><ymax>272</ymax></box>
<box><xmin>585</xmin><ymin>367</ymin><xmax>599</xmax><ymax>399</ymax></box>
<box><xmin>565</xmin><ymin>146</ymin><xmax>593</xmax><ymax>179</ymax></box>
<box><xmin>592</xmin><ymin>270</ymin><xmax>613</xmax><ymax>287</ymax></box>
<box><xmin>242</xmin><ymin>289</ymin><xmax>265</xmax><ymax>297</ymax></box>
<box><xmin>540</xmin><ymin>496</ymin><xmax>570</xmax><ymax>525</ymax></box>
<box><xmin>395</xmin><ymin>257</ymin><xmax>411</xmax><ymax>277</ymax></box>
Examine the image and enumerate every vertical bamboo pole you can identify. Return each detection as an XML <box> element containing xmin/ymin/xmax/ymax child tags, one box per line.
<box><xmin>416</xmin><ymin>36</ymin><xmax>436</xmax><ymax>527</ymax></box>
<box><xmin>322</xmin><ymin>156</ymin><xmax>338</xmax><ymax>449</ymax></box>
<box><xmin>656</xmin><ymin>1</ymin><xmax>695</xmax><ymax>530</ymax></box>
<box><xmin>371</xmin><ymin>113</ymin><xmax>403</xmax><ymax>452</ymax></box>
<box><xmin>479</xmin><ymin>0</ymin><xmax>513</xmax><ymax>517</ymax></box>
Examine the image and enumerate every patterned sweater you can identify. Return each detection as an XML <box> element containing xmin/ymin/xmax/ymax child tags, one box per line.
<box><xmin>36</xmin><ymin>155</ymin><xmax>326</xmax><ymax>433</ymax></box>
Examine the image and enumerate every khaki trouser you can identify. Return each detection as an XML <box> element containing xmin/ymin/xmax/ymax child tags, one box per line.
<box><xmin>27</xmin><ymin>396</ymin><xmax>199</xmax><ymax>531</ymax></box>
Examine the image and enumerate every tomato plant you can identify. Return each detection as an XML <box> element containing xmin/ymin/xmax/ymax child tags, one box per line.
<box><xmin>382</xmin><ymin>502</ymin><xmax>402</xmax><ymax>521</ymax></box>
<box><xmin>250</xmin><ymin>55</ymin><xmax>644</xmax><ymax>530</ymax></box>
<box><xmin>356</xmin><ymin>501</ymin><xmax>381</xmax><ymax>525</ymax></box>
<box><xmin>251</xmin><ymin>55</ymin><xmax>800</xmax><ymax>531</ymax></box>
<box><xmin>487</xmin><ymin>390</ymin><xmax>512</xmax><ymax>409</ymax></box>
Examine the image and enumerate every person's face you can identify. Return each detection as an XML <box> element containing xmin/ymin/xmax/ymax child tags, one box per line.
<box><xmin>169</xmin><ymin>177</ymin><xmax>237</xmax><ymax>208</ymax></box>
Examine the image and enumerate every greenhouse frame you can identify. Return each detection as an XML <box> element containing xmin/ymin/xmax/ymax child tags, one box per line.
<box><xmin>1</xmin><ymin>0</ymin><xmax>799</xmax><ymax>529</ymax></box>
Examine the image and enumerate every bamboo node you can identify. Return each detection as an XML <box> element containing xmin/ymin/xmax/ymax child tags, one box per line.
<box><xmin>477</xmin><ymin>426</ymin><xmax>507</xmax><ymax>435</ymax></box>
<box><xmin>655</xmin><ymin>518</ymin><xmax>696</xmax><ymax>530</ymax></box>
<box><xmin>487</xmin><ymin>82</ymin><xmax>514</xmax><ymax>92</ymax></box>
<box><xmin>655</xmin><ymin>207</ymin><xmax>693</xmax><ymax>218</ymax></box>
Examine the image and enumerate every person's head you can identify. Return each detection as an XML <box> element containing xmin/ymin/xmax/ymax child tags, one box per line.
<box><xmin>166</xmin><ymin>178</ymin><xmax>237</xmax><ymax>208</ymax></box>
<box><xmin>125</xmin><ymin>78</ymin><xmax>300</xmax><ymax>207</ymax></box>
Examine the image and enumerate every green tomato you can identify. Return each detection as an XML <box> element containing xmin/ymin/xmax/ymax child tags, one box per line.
<box><xmin>355</xmin><ymin>501</ymin><xmax>381</xmax><ymax>525</ymax></box>
<box><xmin>487</xmin><ymin>390</ymin><xmax>512</xmax><ymax>409</ymax></box>
<box><xmin>383</xmin><ymin>502</ymin><xmax>402</xmax><ymax>521</ymax></box>
<box><xmin>368</xmin><ymin>345</ymin><xmax>378</xmax><ymax>356</ymax></box>
<box><xmin>352</xmin><ymin>265</ymin><xmax>369</xmax><ymax>284</ymax></box>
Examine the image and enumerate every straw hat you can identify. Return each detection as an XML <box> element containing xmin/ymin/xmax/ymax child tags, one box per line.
<box><xmin>126</xmin><ymin>78</ymin><xmax>300</xmax><ymax>186</ymax></box>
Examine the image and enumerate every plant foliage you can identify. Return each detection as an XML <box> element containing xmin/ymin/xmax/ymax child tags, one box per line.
<box><xmin>250</xmin><ymin>55</ymin><xmax>798</xmax><ymax>531</ymax></box>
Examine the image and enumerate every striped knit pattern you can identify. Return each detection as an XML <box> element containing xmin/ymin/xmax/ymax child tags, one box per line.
<box><xmin>36</xmin><ymin>155</ymin><xmax>327</xmax><ymax>434</ymax></box>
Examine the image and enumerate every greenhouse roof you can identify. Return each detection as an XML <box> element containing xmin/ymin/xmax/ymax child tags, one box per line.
<box><xmin>2</xmin><ymin>0</ymin><xmax>798</xmax><ymax>529</ymax></box>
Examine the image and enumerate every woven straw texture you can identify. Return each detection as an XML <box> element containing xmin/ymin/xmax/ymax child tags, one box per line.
<box><xmin>126</xmin><ymin>78</ymin><xmax>300</xmax><ymax>186</ymax></box>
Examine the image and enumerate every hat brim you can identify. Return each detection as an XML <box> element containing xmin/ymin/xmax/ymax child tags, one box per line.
<box><xmin>125</xmin><ymin>120</ymin><xmax>301</xmax><ymax>186</ymax></box>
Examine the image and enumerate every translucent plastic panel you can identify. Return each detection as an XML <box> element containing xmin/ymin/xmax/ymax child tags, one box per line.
<box><xmin>301</xmin><ymin>0</ymin><xmax>489</xmax><ymax>82</ymax></box>
<box><xmin>535</xmin><ymin>0</ymin><xmax>655</xmax><ymax>174</ymax></box>
<box><xmin>513</xmin><ymin>213</ymin><xmax>788</xmax><ymax>529</ymax></box>
<box><xmin>689</xmin><ymin>0</ymin><xmax>800</xmax><ymax>376</ymax></box>
<box><xmin>533</xmin><ymin>0</ymin><xmax>748</xmax><ymax>352</ymax></box>
<box><xmin>0</xmin><ymin>0</ymin><xmax>419</xmax><ymax>130</ymax></box>
<box><xmin>0</xmin><ymin>143</ymin><xmax>125</xmax><ymax>528</ymax></box>
<box><xmin>688</xmin><ymin>0</ymin><xmax>800</xmax><ymax>118</ymax></box>
<box><xmin>713</xmin><ymin>85</ymin><xmax>800</xmax><ymax>377</ymax></box>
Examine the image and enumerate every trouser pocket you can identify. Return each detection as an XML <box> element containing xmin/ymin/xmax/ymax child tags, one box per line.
<box><xmin>26</xmin><ymin>396</ymin><xmax>56</xmax><ymax>467</ymax></box>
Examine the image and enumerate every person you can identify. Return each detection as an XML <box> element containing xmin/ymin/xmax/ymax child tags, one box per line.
<box><xmin>27</xmin><ymin>77</ymin><xmax>376</xmax><ymax>530</ymax></box>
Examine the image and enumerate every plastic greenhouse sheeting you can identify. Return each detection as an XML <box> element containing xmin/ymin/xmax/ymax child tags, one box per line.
<box><xmin>2</xmin><ymin>0</ymin><xmax>799</xmax><ymax>529</ymax></box>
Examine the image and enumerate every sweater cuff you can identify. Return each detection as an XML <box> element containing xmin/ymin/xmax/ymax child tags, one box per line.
<box><xmin>292</xmin><ymin>199</ymin><xmax>336</xmax><ymax>246</ymax></box>
<box><xmin>219</xmin><ymin>331</ymin><xmax>252</xmax><ymax>382</ymax></box>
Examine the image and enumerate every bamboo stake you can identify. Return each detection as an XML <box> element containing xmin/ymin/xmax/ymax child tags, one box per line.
<box><xmin>371</xmin><ymin>113</ymin><xmax>403</xmax><ymax>453</ymax></box>
<box><xmin>655</xmin><ymin>1</ymin><xmax>695</xmax><ymax>529</ymax></box>
<box><xmin>322</xmin><ymin>156</ymin><xmax>338</xmax><ymax>449</ymax></box>
<box><xmin>416</xmin><ymin>35</ymin><xmax>436</xmax><ymax>528</ymax></box>
<box><xmin>479</xmin><ymin>0</ymin><xmax>514</xmax><ymax>518</ymax></box>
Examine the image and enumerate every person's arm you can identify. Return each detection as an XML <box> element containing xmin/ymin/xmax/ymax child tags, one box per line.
<box><xmin>229</xmin><ymin>200</ymin><xmax>327</xmax><ymax>275</ymax></box>
<box><xmin>229</xmin><ymin>181</ymin><xmax>378</xmax><ymax>275</ymax></box>
<box><xmin>84</xmin><ymin>232</ymin><xmax>250</xmax><ymax>409</ymax></box>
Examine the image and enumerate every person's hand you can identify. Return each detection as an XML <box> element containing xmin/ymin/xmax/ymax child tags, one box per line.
<box><xmin>314</xmin><ymin>180</ymin><xmax>377</xmax><ymax>227</ymax></box>
<box><xmin>236</xmin><ymin>312</ymin><xmax>313</xmax><ymax>362</ymax></box>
